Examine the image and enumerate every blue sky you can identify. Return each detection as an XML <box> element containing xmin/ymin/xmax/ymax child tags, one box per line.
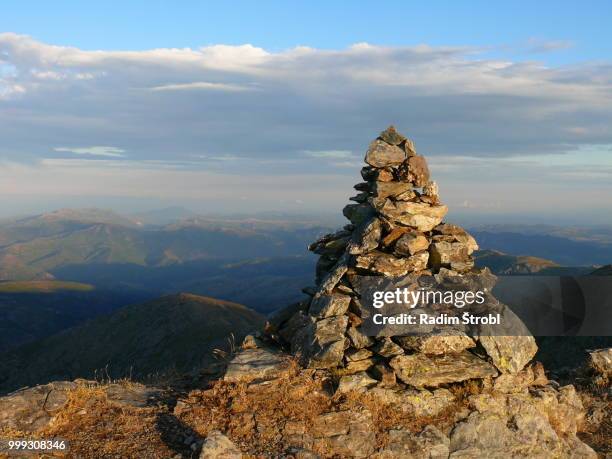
<box><xmin>3</xmin><ymin>0</ymin><xmax>611</xmax><ymax>62</ymax></box>
<box><xmin>1</xmin><ymin>1</ymin><xmax>611</xmax><ymax>223</ymax></box>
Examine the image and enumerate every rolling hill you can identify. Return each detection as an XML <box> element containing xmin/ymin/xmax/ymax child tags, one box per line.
<box><xmin>0</xmin><ymin>208</ymin><xmax>327</xmax><ymax>281</ymax></box>
<box><xmin>470</xmin><ymin>229</ymin><xmax>612</xmax><ymax>266</ymax></box>
<box><xmin>0</xmin><ymin>284</ymin><xmax>151</xmax><ymax>352</ymax></box>
<box><xmin>0</xmin><ymin>293</ymin><xmax>265</xmax><ymax>394</ymax></box>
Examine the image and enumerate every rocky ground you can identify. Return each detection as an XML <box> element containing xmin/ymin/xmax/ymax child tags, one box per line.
<box><xmin>0</xmin><ymin>342</ymin><xmax>609</xmax><ymax>458</ymax></box>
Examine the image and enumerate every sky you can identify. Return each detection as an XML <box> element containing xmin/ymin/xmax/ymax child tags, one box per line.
<box><xmin>1</xmin><ymin>1</ymin><xmax>612</xmax><ymax>224</ymax></box>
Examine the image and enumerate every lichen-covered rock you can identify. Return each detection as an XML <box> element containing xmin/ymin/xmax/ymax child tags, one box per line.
<box><xmin>336</xmin><ymin>372</ymin><xmax>378</xmax><ymax>394</ymax></box>
<box><xmin>390</xmin><ymin>351</ymin><xmax>498</xmax><ymax>389</ymax></box>
<box><xmin>492</xmin><ymin>362</ymin><xmax>548</xmax><ymax>393</ymax></box>
<box><xmin>478</xmin><ymin>335</ymin><xmax>537</xmax><ymax>374</ymax></box>
<box><xmin>373</xmin><ymin>425</ymin><xmax>450</xmax><ymax>459</ymax></box>
<box><xmin>450</xmin><ymin>386</ymin><xmax>598</xmax><ymax>458</ymax></box>
<box><xmin>312</xmin><ymin>409</ymin><xmax>377</xmax><ymax>458</ymax></box>
<box><xmin>200</xmin><ymin>431</ymin><xmax>242</xmax><ymax>459</ymax></box>
<box><xmin>369</xmin><ymin>387</ymin><xmax>456</xmax><ymax>418</ymax></box>
<box><xmin>396</xmin><ymin>333</ymin><xmax>476</xmax><ymax>355</ymax></box>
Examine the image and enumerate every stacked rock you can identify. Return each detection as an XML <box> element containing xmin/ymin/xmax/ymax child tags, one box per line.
<box><xmin>268</xmin><ymin>126</ymin><xmax>537</xmax><ymax>389</ymax></box>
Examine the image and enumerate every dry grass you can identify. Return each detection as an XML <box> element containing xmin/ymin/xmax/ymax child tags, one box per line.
<box><xmin>576</xmin><ymin>383</ymin><xmax>611</xmax><ymax>457</ymax></box>
<box><xmin>36</xmin><ymin>382</ymin><xmax>177</xmax><ymax>459</ymax></box>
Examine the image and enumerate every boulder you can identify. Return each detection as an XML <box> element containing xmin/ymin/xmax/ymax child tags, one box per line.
<box><xmin>478</xmin><ymin>335</ymin><xmax>537</xmax><ymax>374</ymax></box>
<box><xmin>449</xmin><ymin>386</ymin><xmax>597</xmax><ymax>458</ymax></box>
<box><xmin>390</xmin><ymin>351</ymin><xmax>498</xmax><ymax>389</ymax></box>
<box><xmin>200</xmin><ymin>431</ymin><xmax>242</xmax><ymax>459</ymax></box>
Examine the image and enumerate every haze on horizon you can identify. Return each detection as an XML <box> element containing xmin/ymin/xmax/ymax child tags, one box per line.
<box><xmin>1</xmin><ymin>1</ymin><xmax>611</xmax><ymax>225</ymax></box>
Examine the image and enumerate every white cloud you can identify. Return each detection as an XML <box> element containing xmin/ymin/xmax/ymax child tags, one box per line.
<box><xmin>304</xmin><ymin>150</ymin><xmax>353</xmax><ymax>159</ymax></box>
<box><xmin>0</xmin><ymin>33</ymin><xmax>611</xmax><ymax>217</ymax></box>
<box><xmin>149</xmin><ymin>81</ymin><xmax>254</xmax><ymax>92</ymax></box>
<box><xmin>53</xmin><ymin>146</ymin><xmax>126</xmax><ymax>157</ymax></box>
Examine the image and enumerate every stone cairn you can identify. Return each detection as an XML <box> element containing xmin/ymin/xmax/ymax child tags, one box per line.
<box><xmin>268</xmin><ymin>126</ymin><xmax>538</xmax><ymax>387</ymax></box>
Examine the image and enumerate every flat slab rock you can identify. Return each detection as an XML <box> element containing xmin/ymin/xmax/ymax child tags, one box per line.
<box><xmin>373</xmin><ymin>200</ymin><xmax>448</xmax><ymax>231</ymax></box>
<box><xmin>390</xmin><ymin>351</ymin><xmax>498</xmax><ymax>389</ymax></box>
<box><xmin>0</xmin><ymin>381</ymin><xmax>76</xmax><ymax>433</ymax></box>
<box><xmin>104</xmin><ymin>383</ymin><xmax>162</xmax><ymax>408</ymax></box>
<box><xmin>224</xmin><ymin>347</ymin><xmax>292</xmax><ymax>383</ymax></box>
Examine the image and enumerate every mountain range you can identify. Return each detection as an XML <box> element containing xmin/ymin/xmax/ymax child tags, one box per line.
<box><xmin>1</xmin><ymin>208</ymin><xmax>610</xmax><ymax>394</ymax></box>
